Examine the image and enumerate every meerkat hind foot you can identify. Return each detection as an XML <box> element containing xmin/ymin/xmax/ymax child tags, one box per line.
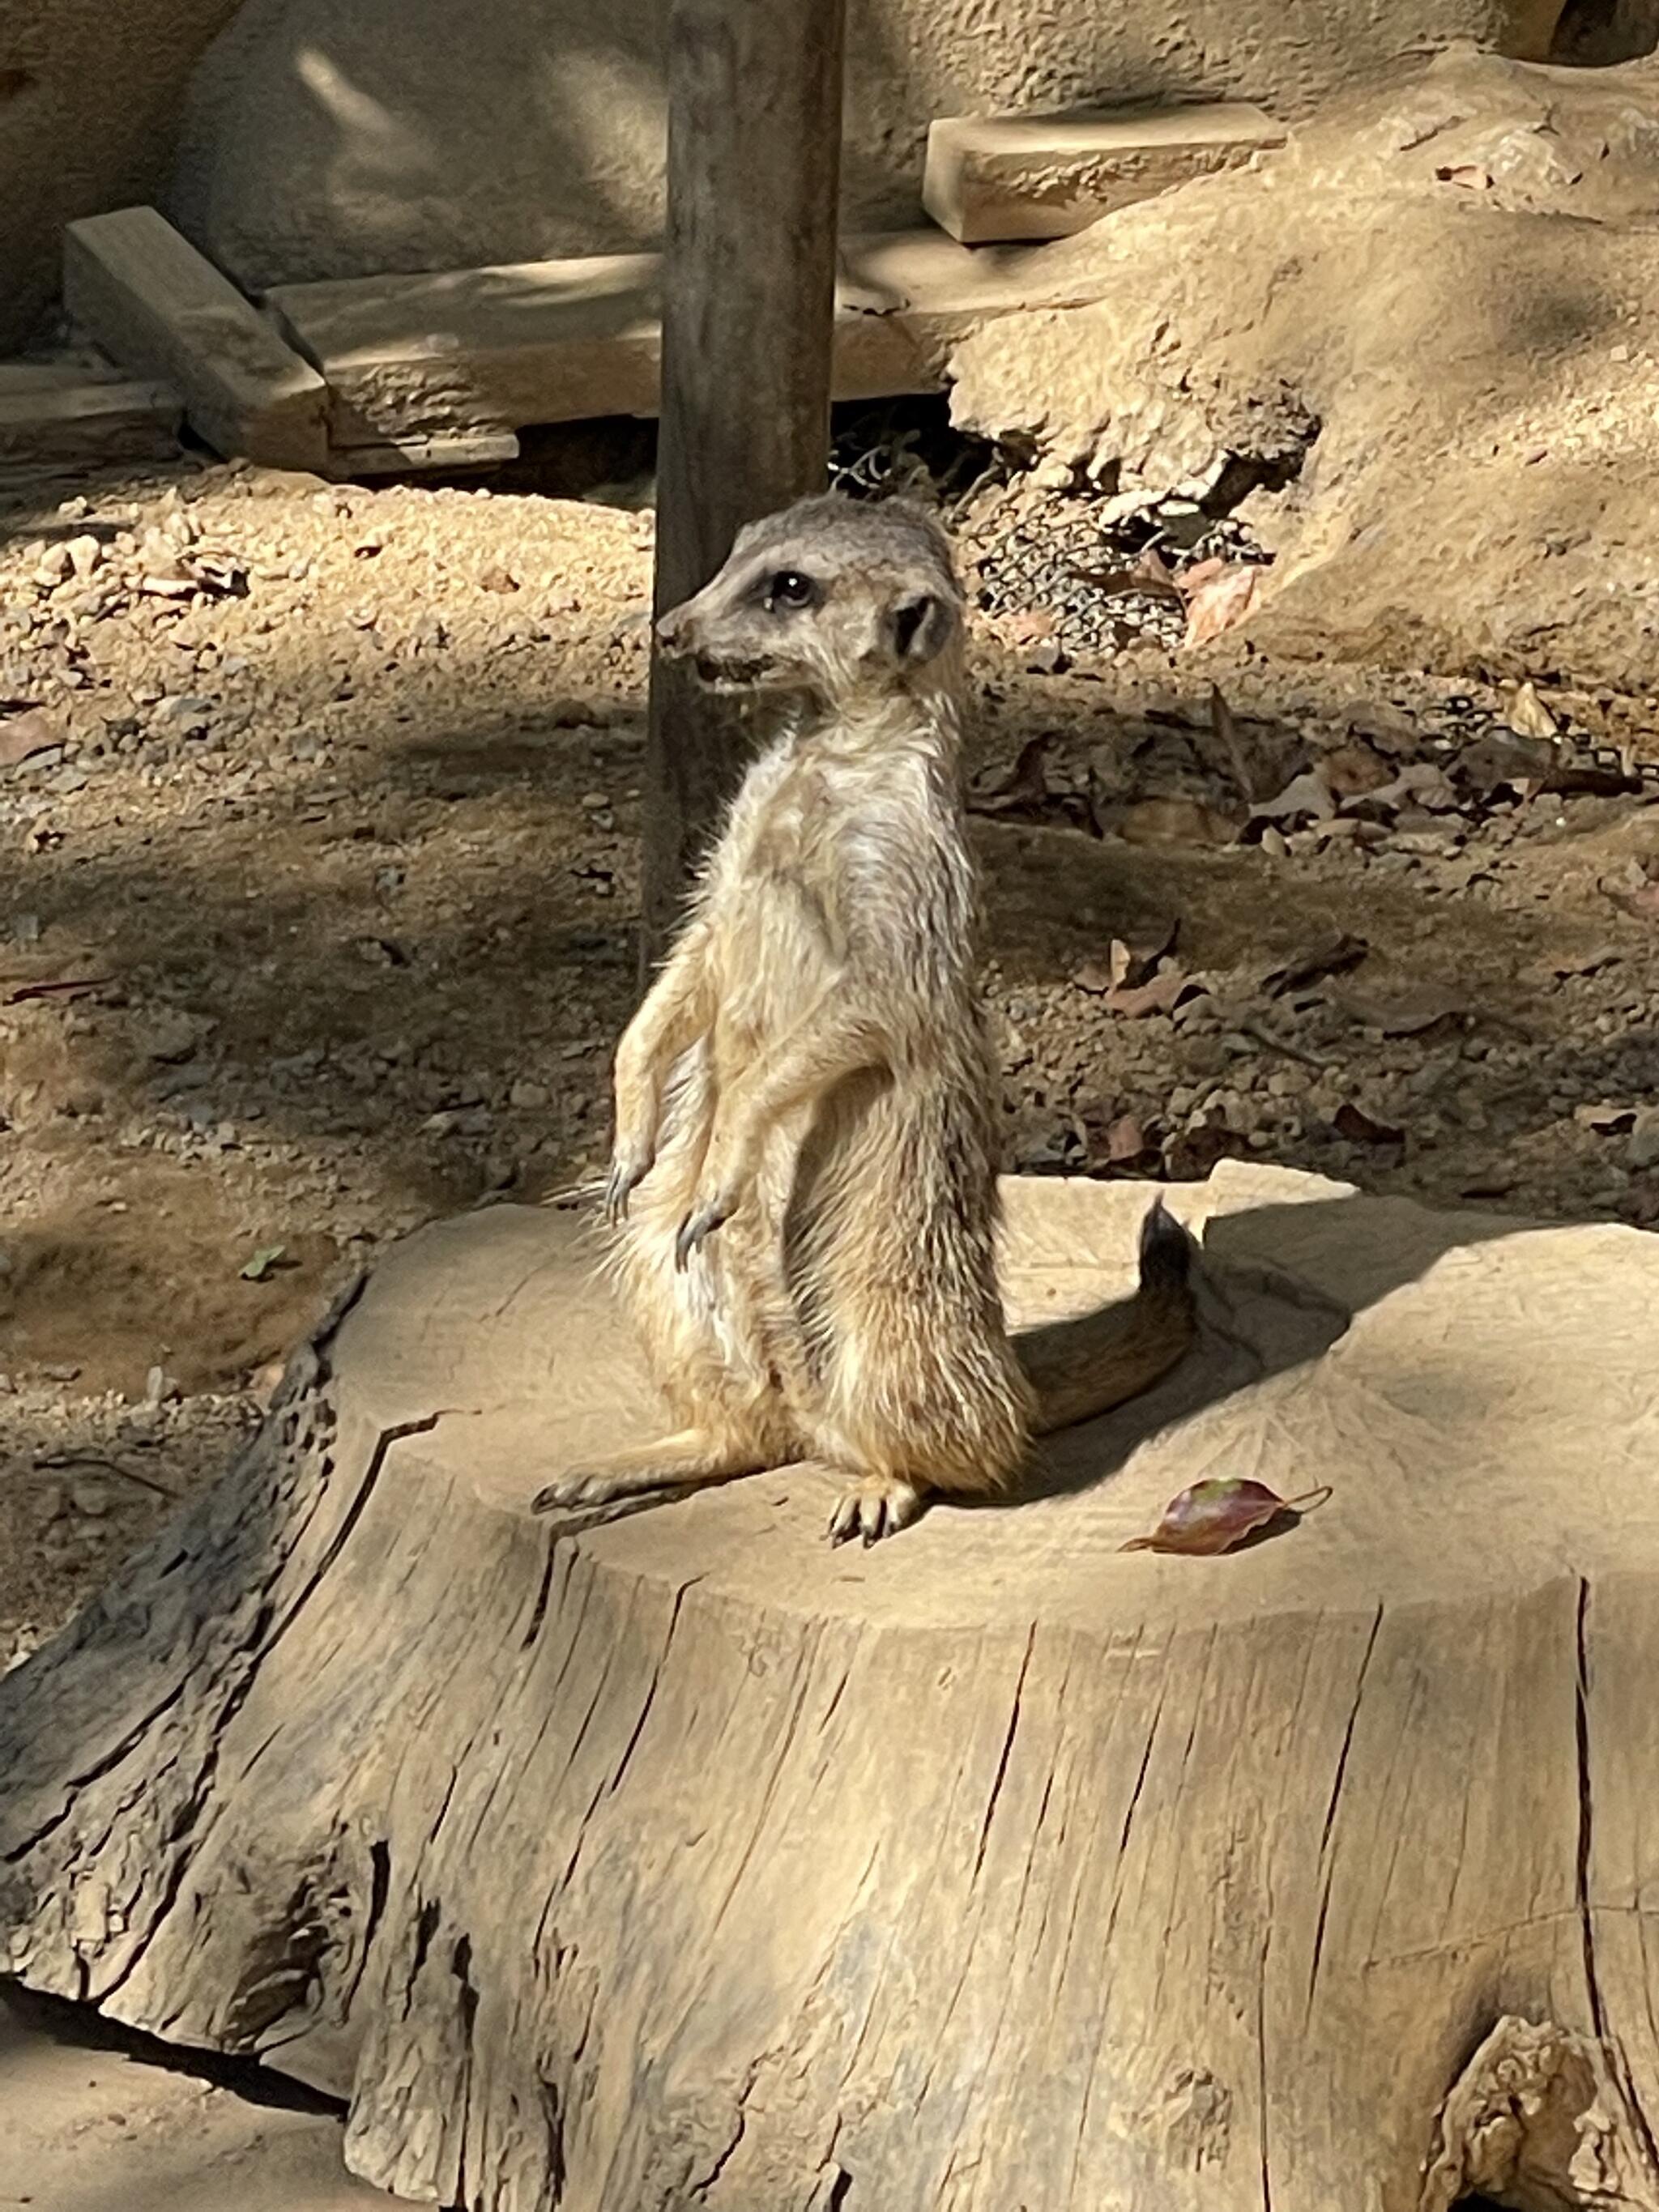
<box><xmin>534</xmin><ymin>1429</ymin><xmax>761</xmax><ymax>1514</ymax></box>
<box><xmin>828</xmin><ymin>1474</ymin><xmax>927</xmax><ymax>1549</ymax></box>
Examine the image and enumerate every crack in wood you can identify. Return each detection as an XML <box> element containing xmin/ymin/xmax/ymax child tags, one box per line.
<box><xmin>972</xmin><ymin>1622</ymin><xmax>1037</xmax><ymax>1882</ymax></box>
<box><xmin>1305</xmin><ymin>1604</ymin><xmax>1384</xmax><ymax>2019</ymax></box>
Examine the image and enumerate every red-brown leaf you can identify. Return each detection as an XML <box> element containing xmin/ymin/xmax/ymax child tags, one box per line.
<box><xmin>1103</xmin><ymin>965</ymin><xmax>1205</xmax><ymax>1019</ymax></box>
<box><xmin>1120</xmin><ymin>1477</ymin><xmax>1330</xmax><ymax>1557</ymax></box>
<box><xmin>4</xmin><ymin>975</ymin><xmax>112</xmax><ymax>1004</ymax></box>
<box><xmin>1181</xmin><ymin>562</ymin><xmax>1260</xmax><ymax>648</ymax></box>
<box><xmin>1104</xmin><ymin>1113</ymin><xmax>1149</xmax><ymax>1164</ymax></box>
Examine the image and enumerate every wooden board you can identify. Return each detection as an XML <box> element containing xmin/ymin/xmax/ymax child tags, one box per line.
<box><xmin>923</xmin><ymin>100</ymin><xmax>1286</xmax><ymax>243</ymax></box>
<box><xmin>7</xmin><ymin>1162</ymin><xmax>1659</xmax><ymax>2210</ymax></box>
<box><xmin>266</xmin><ymin>230</ymin><xmax>1106</xmax><ymax>470</ymax></box>
<box><xmin>63</xmin><ymin>207</ymin><xmax>328</xmax><ymax>472</ymax></box>
<box><xmin>0</xmin><ymin>348</ymin><xmax>182</xmax><ymax>475</ymax></box>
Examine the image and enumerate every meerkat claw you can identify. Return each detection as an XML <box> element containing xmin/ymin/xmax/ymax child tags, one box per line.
<box><xmin>674</xmin><ymin>1201</ymin><xmax>730</xmax><ymax>1270</ymax></box>
<box><xmin>603</xmin><ymin>1157</ymin><xmax>649</xmax><ymax>1226</ymax></box>
<box><xmin>533</xmin><ymin>1472</ymin><xmax>604</xmax><ymax>1512</ymax></box>
<box><xmin>828</xmin><ymin>1477</ymin><xmax>923</xmax><ymax>1547</ymax></box>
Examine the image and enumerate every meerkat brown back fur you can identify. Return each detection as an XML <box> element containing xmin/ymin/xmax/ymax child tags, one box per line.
<box><xmin>536</xmin><ymin>494</ymin><xmax>1195</xmax><ymax>1543</ymax></box>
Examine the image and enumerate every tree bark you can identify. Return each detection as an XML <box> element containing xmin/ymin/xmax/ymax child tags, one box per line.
<box><xmin>5</xmin><ymin>1162</ymin><xmax>1659</xmax><ymax>2212</ymax></box>
<box><xmin>639</xmin><ymin>0</ymin><xmax>847</xmax><ymax>974</ymax></box>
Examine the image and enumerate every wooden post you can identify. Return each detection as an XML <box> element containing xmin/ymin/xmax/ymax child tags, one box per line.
<box><xmin>640</xmin><ymin>0</ymin><xmax>847</xmax><ymax>974</ymax></box>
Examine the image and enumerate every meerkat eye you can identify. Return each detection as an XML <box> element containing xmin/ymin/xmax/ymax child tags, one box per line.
<box><xmin>764</xmin><ymin>569</ymin><xmax>817</xmax><ymax>612</ymax></box>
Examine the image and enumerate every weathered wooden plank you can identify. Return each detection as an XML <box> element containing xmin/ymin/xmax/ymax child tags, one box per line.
<box><xmin>63</xmin><ymin>207</ymin><xmax>328</xmax><ymax>471</ymax></box>
<box><xmin>923</xmin><ymin>100</ymin><xmax>1286</xmax><ymax>243</ymax></box>
<box><xmin>265</xmin><ymin>230</ymin><xmax>1094</xmax><ymax>467</ymax></box>
<box><xmin>0</xmin><ymin>350</ymin><xmax>182</xmax><ymax>471</ymax></box>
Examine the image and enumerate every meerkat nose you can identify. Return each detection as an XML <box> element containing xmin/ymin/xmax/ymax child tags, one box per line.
<box><xmin>655</xmin><ymin>606</ymin><xmax>688</xmax><ymax>652</ymax></box>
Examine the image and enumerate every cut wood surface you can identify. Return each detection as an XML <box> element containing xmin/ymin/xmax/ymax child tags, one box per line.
<box><xmin>4</xmin><ymin>1161</ymin><xmax>1659</xmax><ymax>2211</ymax></box>
<box><xmin>64</xmin><ymin>207</ymin><xmax>328</xmax><ymax>472</ymax></box>
<box><xmin>923</xmin><ymin>101</ymin><xmax>1287</xmax><ymax>242</ymax></box>
<box><xmin>266</xmin><ymin>232</ymin><xmax>1105</xmax><ymax>471</ymax></box>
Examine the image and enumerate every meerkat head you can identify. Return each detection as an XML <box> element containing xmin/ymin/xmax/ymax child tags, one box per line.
<box><xmin>655</xmin><ymin>495</ymin><xmax>963</xmax><ymax>703</ymax></box>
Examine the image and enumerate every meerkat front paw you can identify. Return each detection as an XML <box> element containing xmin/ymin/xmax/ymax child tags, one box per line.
<box><xmin>603</xmin><ymin>1145</ymin><xmax>655</xmax><ymax>1225</ymax></box>
<box><xmin>828</xmin><ymin>1476</ymin><xmax>925</xmax><ymax>1548</ymax></box>
<box><xmin>674</xmin><ymin>1189</ymin><xmax>739</xmax><ymax>1268</ymax></box>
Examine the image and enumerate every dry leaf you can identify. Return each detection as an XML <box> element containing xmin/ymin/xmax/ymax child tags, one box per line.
<box><xmin>1333</xmin><ymin>1101</ymin><xmax>1405</xmax><ymax>1145</ymax></box>
<box><xmin>1162</xmin><ymin>1122</ymin><xmax>1247</xmax><ymax>1179</ymax></box>
<box><xmin>1344</xmin><ymin>700</ymin><xmax>1419</xmax><ymax>756</ymax></box>
<box><xmin>970</xmin><ymin>733</ymin><xmax>1054</xmax><ymax>815</ymax></box>
<box><xmin>0</xmin><ymin>705</ymin><xmax>64</xmax><ymax>768</ymax></box>
<box><xmin>1252</xmin><ymin>766</ymin><xmax>1337</xmax><ymax>825</ymax></box>
<box><xmin>1460</xmin><ymin>1170</ymin><xmax>1518</xmax><ymax>1199</ymax></box>
<box><xmin>1364</xmin><ymin>761</ymin><xmax>1460</xmax><ymax>814</ymax></box>
<box><xmin>1120</xmin><ymin>797</ymin><xmax>1239</xmax><ymax>848</ymax></box>
<box><xmin>139</xmin><ymin>564</ymin><xmax>198</xmax><ymax>599</ymax></box>
<box><xmin>196</xmin><ymin>552</ymin><xmax>247</xmax><ymax>597</ymax></box>
<box><xmin>1455</xmin><ymin>730</ymin><xmax>1555</xmax><ymax>798</ymax></box>
<box><xmin>1134</xmin><ymin>544</ymin><xmax>1179</xmax><ymax>591</ymax></box>
<box><xmin>1321</xmin><ymin>742</ymin><xmax>1392</xmax><ymax>798</ymax></box>
<box><xmin>1105</xmin><ymin>1114</ymin><xmax>1150</xmax><ymax>1164</ymax></box>
<box><xmin>1503</xmin><ymin>680</ymin><xmax>1559</xmax><ymax>740</ymax></box>
<box><xmin>1437</xmin><ymin>163</ymin><xmax>1495</xmax><ymax>189</ymax></box>
<box><xmin>3</xmin><ymin>975</ymin><xmax>110</xmax><ymax>1005</ymax></box>
<box><xmin>1181</xmin><ymin>562</ymin><xmax>1260</xmax><ymax>648</ymax></box>
<box><xmin>1004</xmin><ymin>608</ymin><xmax>1057</xmax><ymax>646</ymax></box>
<box><xmin>1103</xmin><ymin>965</ymin><xmax>1205</xmax><ymax>1019</ymax></box>
<box><xmin>1120</xmin><ymin>1477</ymin><xmax>1330</xmax><ymax>1557</ymax></box>
<box><xmin>1076</xmin><ymin>920</ymin><xmax>1179</xmax><ymax>995</ymax></box>
<box><xmin>1209</xmin><ymin>684</ymin><xmax>1261</xmax><ymax>807</ymax></box>
<box><xmin>1525</xmin><ymin>945</ymin><xmax>1621</xmax><ymax>985</ymax></box>
<box><xmin>1576</xmin><ymin>1102</ymin><xmax>1636</xmax><ymax>1135</ymax></box>
<box><xmin>1260</xmin><ymin>933</ymin><xmax>1369</xmax><ymax>996</ymax></box>
<box><xmin>1333</xmin><ymin>982</ymin><xmax>1468</xmax><ymax>1036</ymax></box>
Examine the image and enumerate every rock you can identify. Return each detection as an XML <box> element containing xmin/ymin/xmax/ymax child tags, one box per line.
<box><xmin>134</xmin><ymin>1009</ymin><xmax>214</xmax><ymax>1063</ymax></box>
<box><xmin>1627</xmin><ymin>1107</ymin><xmax>1659</xmax><ymax>1171</ymax></box>
<box><xmin>70</xmin><ymin>1478</ymin><xmax>113</xmax><ymax>1518</ymax></box>
<box><xmin>152</xmin><ymin>696</ymin><xmax>215</xmax><ymax>734</ymax></box>
<box><xmin>510</xmin><ymin>1080</ymin><xmax>551</xmax><ymax>1110</ymax></box>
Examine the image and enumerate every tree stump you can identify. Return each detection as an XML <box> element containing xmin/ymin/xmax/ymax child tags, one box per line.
<box><xmin>5</xmin><ymin>1160</ymin><xmax>1659</xmax><ymax>2212</ymax></box>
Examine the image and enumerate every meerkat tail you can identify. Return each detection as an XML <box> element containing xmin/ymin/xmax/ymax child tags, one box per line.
<box><xmin>1019</xmin><ymin>1200</ymin><xmax>1196</xmax><ymax>1436</ymax></box>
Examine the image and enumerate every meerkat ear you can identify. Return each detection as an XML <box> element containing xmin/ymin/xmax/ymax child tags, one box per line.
<box><xmin>892</xmin><ymin>590</ymin><xmax>955</xmax><ymax>664</ymax></box>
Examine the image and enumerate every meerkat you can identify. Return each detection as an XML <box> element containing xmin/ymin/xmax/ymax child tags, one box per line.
<box><xmin>535</xmin><ymin>493</ymin><xmax>1195</xmax><ymax>1545</ymax></box>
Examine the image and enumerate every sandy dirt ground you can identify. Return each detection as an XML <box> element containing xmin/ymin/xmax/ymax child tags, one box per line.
<box><xmin>0</xmin><ymin>1984</ymin><xmax>416</xmax><ymax>2211</ymax></box>
<box><xmin>7</xmin><ymin>437</ymin><xmax>1659</xmax><ymax>2201</ymax></box>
